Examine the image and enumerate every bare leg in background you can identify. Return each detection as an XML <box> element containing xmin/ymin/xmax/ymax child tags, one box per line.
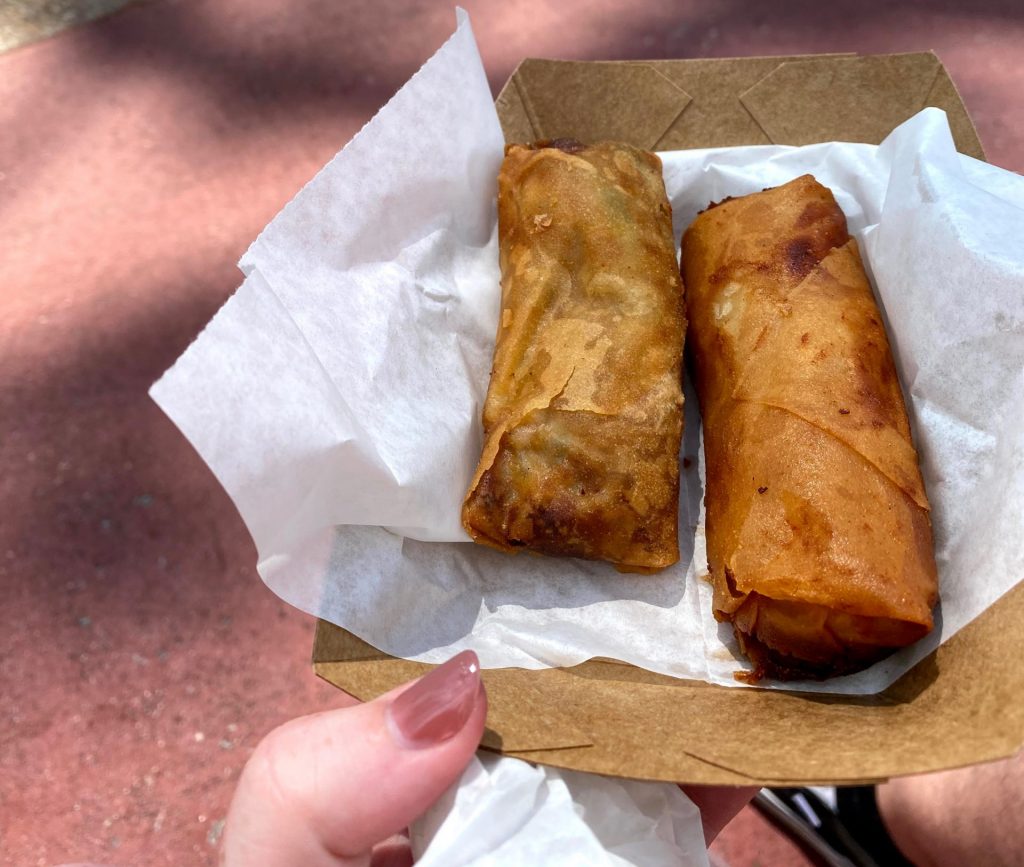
<box><xmin>877</xmin><ymin>750</ymin><xmax>1024</xmax><ymax>867</ymax></box>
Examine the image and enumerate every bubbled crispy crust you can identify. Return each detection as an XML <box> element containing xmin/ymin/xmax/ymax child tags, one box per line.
<box><xmin>682</xmin><ymin>175</ymin><xmax>938</xmax><ymax>680</ymax></box>
<box><xmin>461</xmin><ymin>141</ymin><xmax>686</xmax><ymax>572</ymax></box>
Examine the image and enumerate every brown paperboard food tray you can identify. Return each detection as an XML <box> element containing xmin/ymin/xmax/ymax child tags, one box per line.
<box><xmin>313</xmin><ymin>52</ymin><xmax>1023</xmax><ymax>786</ymax></box>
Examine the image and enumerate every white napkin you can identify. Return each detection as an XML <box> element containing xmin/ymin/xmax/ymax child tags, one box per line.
<box><xmin>410</xmin><ymin>753</ymin><xmax>709</xmax><ymax>867</ymax></box>
<box><xmin>151</xmin><ymin>11</ymin><xmax>1024</xmax><ymax>693</ymax></box>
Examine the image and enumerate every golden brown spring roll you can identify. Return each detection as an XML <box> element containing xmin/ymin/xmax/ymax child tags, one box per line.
<box><xmin>461</xmin><ymin>140</ymin><xmax>686</xmax><ymax>572</ymax></box>
<box><xmin>681</xmin><ymin>174</ymin><xmax>938</xmax><ymax>680</ymax></box>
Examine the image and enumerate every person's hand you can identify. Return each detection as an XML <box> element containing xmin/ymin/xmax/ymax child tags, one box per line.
<box><xmin>221</xmin><ymin>648</ymin><xmax>756</xmax><ymax>865</ymax></box>
<box><xmin>221</xmin><ymin>650</ymin><xmax>486</xmax><ymax>867</ymax></box>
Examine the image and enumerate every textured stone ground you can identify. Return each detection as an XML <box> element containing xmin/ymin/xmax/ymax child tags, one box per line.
<box><xmin>3</xmin><ymin>1</ymin><xmax>1021</xmax><ymax>865</ymax></box>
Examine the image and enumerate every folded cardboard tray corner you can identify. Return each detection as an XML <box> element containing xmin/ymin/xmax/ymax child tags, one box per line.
<box><xmin>313</xmin><ymin>51</ymin><xmax>1023</xmax><ymax>787</ymax></box>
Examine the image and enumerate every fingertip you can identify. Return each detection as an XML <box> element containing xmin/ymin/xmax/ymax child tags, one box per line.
<box><xmin>386</xmin><ymin>650</ymin><xmax>482</xmax><ymax>749</ymax></box>
<box><xmin>224</xmin><ymin>653</ymin><xmax>490</xmax><ymax>866</ymax></box>
<box><xmin>307</xmin><ymin>655</ymin><xmax>487</xmax><ymax>856</ymax></box>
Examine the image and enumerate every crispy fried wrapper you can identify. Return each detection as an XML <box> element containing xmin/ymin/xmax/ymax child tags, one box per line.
<box><xmin>461</xmin><ymin>141</ymin><xmax>686</xmax><ymax>572</ymax></box>
<box><xmin>681</xmin><ymin>175</ymin><xmax>938</xmax><ymax>680</ymax></box>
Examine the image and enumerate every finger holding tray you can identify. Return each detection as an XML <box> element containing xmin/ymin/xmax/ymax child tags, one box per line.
<box><xmin>462</xmin><ymin>140</ymin><xmax>686</xmax><ymax>573</ymax></box>
<box><xmin>682</xmin><ymin>175</ymin><xmax>939</xmax><ymax>681</ymax></box>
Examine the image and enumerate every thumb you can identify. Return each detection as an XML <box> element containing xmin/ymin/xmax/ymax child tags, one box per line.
<box><xmin>222</xmin><ymin>650</ymin><xmax>486</xmax><ymax>867</ymax></box>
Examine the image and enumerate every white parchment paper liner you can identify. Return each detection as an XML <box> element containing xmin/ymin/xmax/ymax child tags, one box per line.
<box><xmin>409</xmin><ymin>753</ymin><xmax>709</xmax><ymax>867</ymax></box>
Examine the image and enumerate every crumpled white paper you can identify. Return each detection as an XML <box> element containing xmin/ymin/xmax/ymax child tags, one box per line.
<box><xmin>409</xmin><ymin>753</ymin><xmax>709</xmax><ymax>867</ymax></box>
<box><xmin>151</xmin><ymin>10</ymin><xmax>1024</xmax><ymax>694</ymax></box>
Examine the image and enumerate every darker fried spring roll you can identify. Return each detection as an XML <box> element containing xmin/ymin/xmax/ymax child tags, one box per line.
<box><xmin>461</xmin><ymin>140</ymin><xmax>686</xmax><ymax>572</ymax></box>
<box><xmin>681</xmin><ymin>174</ymin><xmax>938</xmax><ymax>680</ymax></box>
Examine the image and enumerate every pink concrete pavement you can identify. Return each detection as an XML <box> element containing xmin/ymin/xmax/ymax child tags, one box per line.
<box><xmin>2</xmin><ymin>1</ymin><xmax>1022</xmax><ymax>865</ymax></box>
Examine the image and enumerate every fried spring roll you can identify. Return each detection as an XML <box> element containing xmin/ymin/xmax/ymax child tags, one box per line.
<box><xmin>461</xmin><ymin>140</ymin><xmax>686</xmax><ymax>572</ymax></box>
<box><xmin>681</xmin><ymin>175</ymin><xmax>938</xmax><ymax>680</ymax></box>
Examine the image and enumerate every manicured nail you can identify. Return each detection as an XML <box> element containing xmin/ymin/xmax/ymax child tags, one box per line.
<box><xmin>387</xmin><ymin>650</ymin><xmax>481</xmax><ymax>748</ymax></box>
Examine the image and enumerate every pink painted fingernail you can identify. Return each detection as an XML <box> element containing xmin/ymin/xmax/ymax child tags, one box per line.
<box><xmin>387</xmin><ymin>650</ymin><xmax>481</xmax><ymax>748</ymax></box>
